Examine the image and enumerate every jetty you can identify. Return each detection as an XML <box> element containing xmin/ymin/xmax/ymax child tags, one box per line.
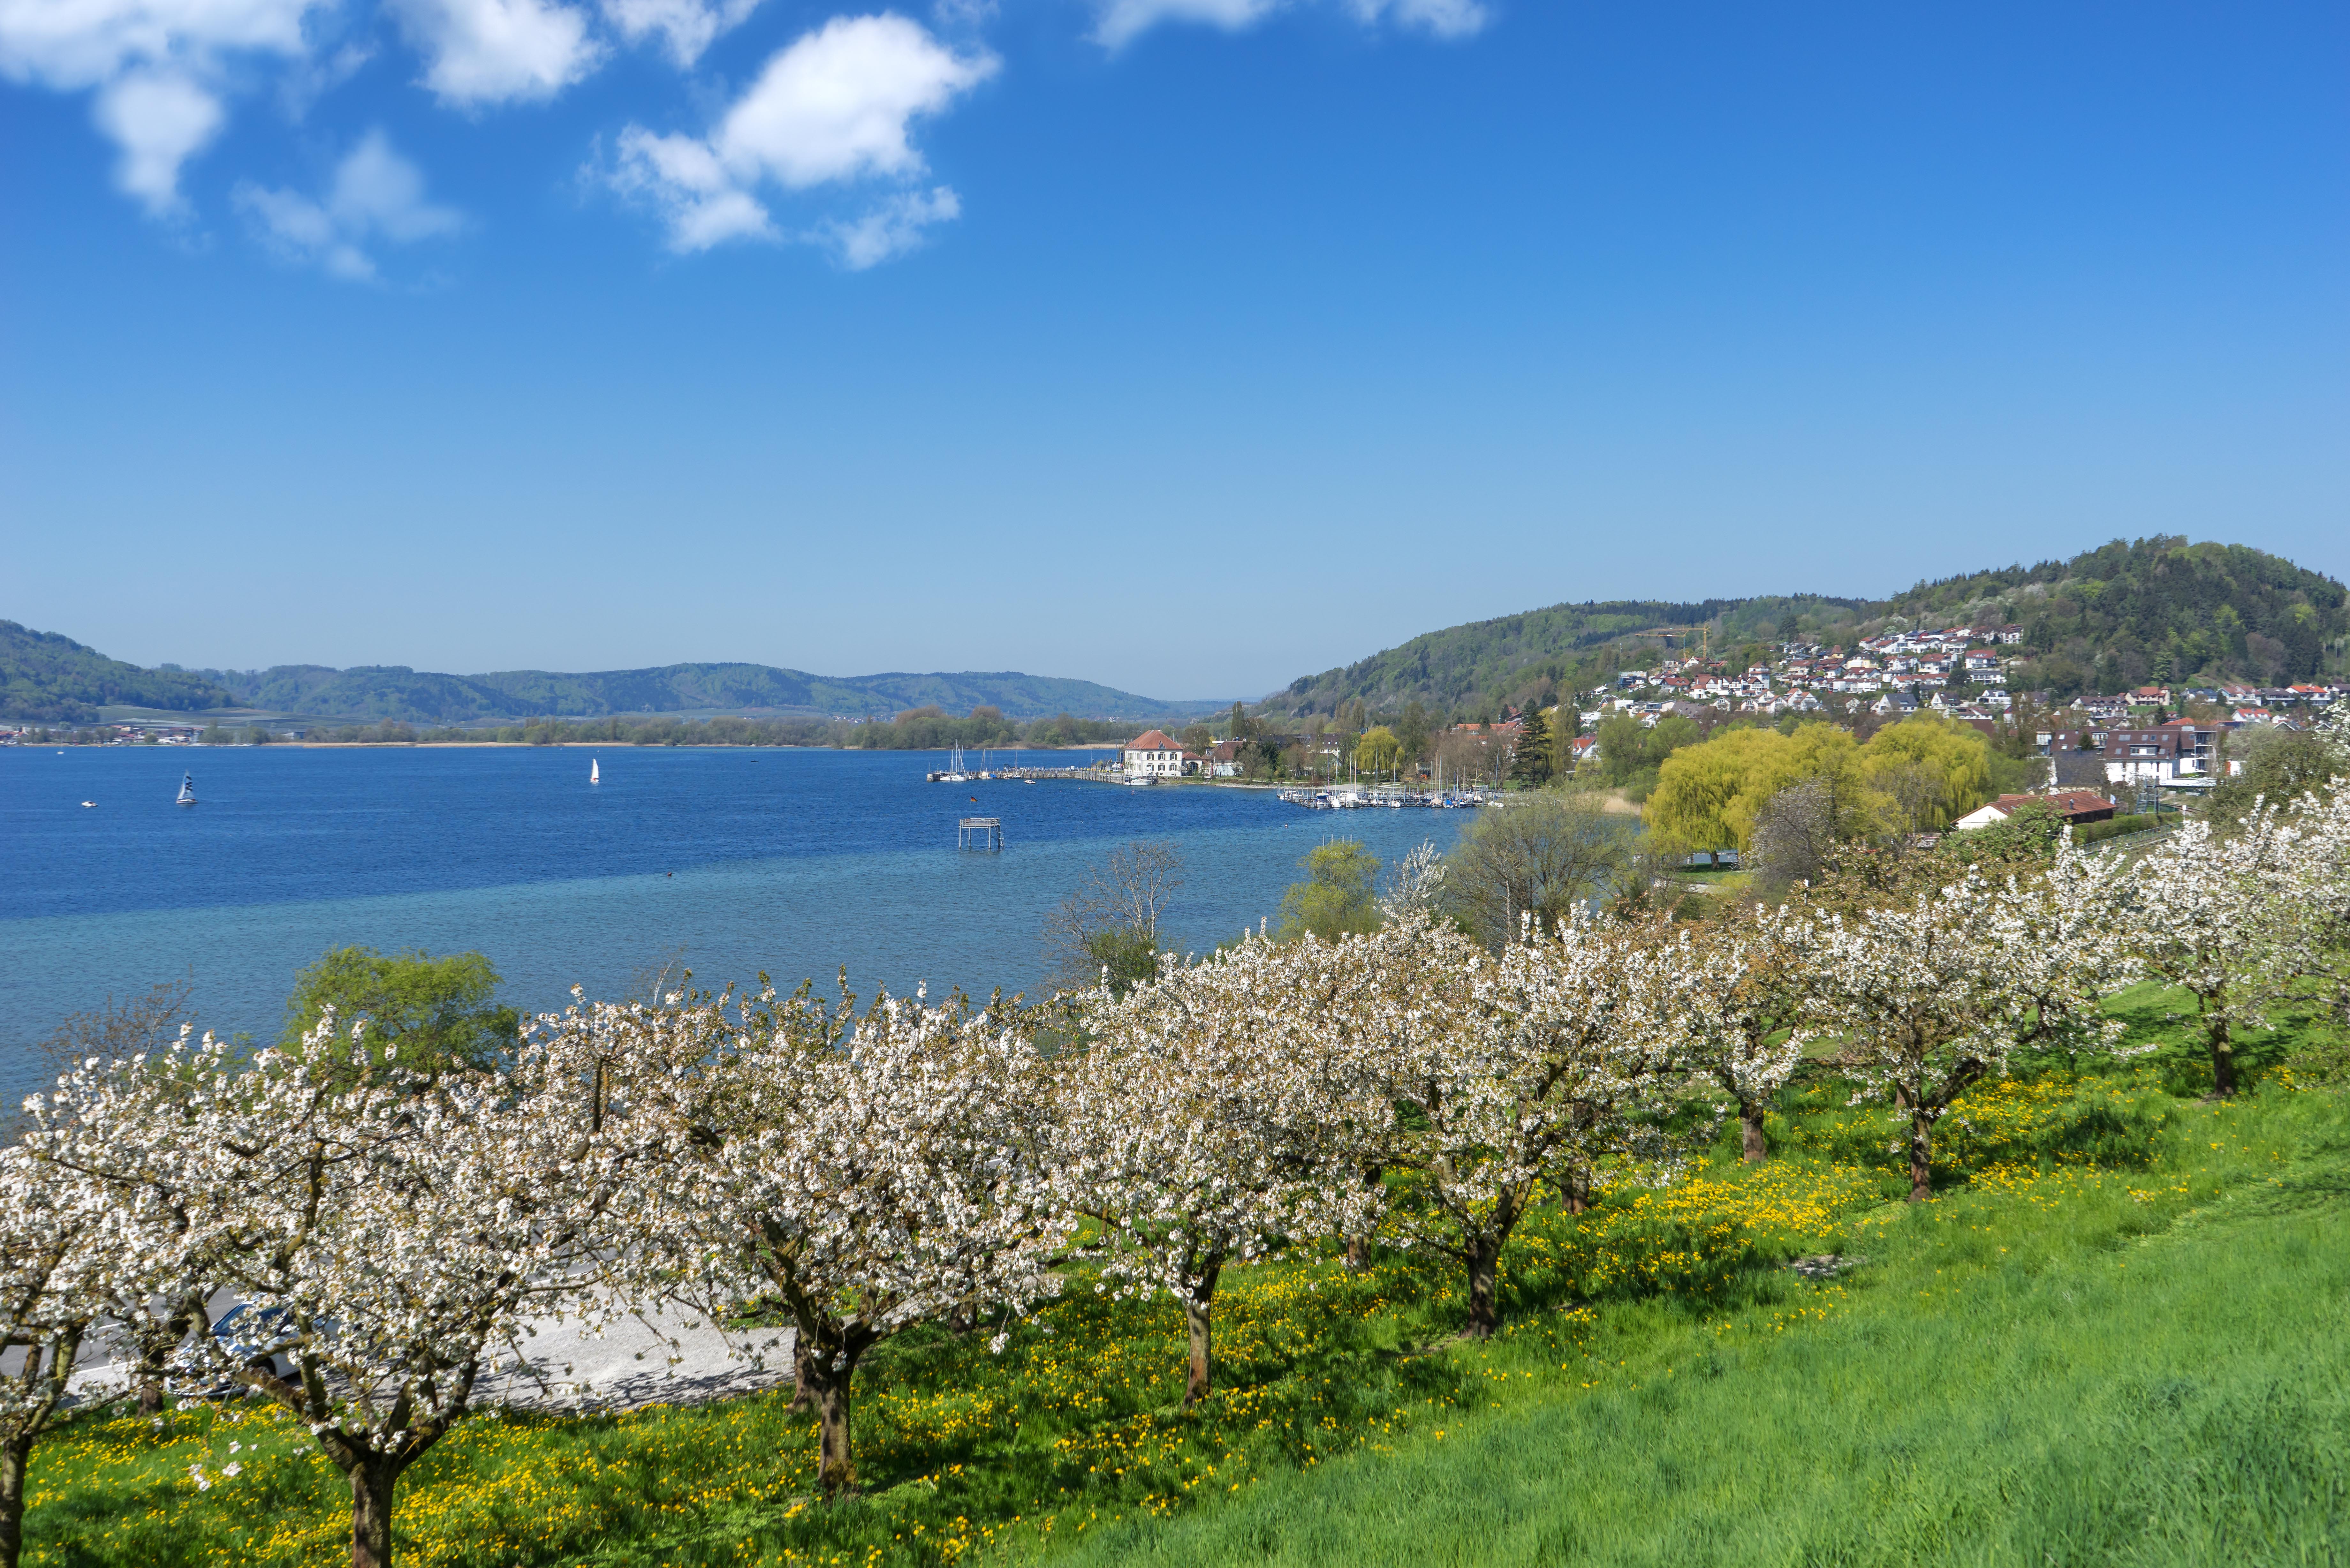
<box><xmin>958</xmin><ymin>817</ymin><xmax>1003</xmax><ymax>849</ymax></box>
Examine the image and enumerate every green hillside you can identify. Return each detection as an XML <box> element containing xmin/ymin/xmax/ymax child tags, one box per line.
<box><xmin>0</xmin><ymin>622</ymin><xmax>231</xmax><ymax>723</ymax></box>
<box><xmin>1268</xmin><ymin>537</ymin><xmax>2348</xmax><ymax>717</ymax></box>
<box><xmin>1278</xmin><ymin>599</ymin><xmax>1752</xmax><ymax>713</ymax></box>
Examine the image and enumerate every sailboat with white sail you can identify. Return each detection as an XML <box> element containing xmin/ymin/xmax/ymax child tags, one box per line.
<box><xmin>591</xmin><ymin>758</ymin><xmax>601</xmax><ymax>785</ymax></box>
<box><xmin>175</xmin><ymin>772</ymin><xmax>197</xmax><ymax>807</ymax></box>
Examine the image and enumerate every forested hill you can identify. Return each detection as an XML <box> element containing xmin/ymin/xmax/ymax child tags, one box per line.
<box><xmin>1883</xmin><ymin>537</ymin><xmax>2346</xmax><ymax>696</ymax></box>
<box><xmin>1272</xmin><ymin>596</ymin><xmax>1863</xmax><ymax>715</ymax></box>
<box><xmin>0</xmin><ymin>622</ymin><xmax>231</xmax><ymax>723</ymax></box>
<box><xmin>1269</xmin><ymin>537</ymin><xmax>2347</xmax><ymax>716</ymax></box>
<box><xmin>177</xmin><ymin>661</ymin><xmax>1221</xmax><ymax>724</ymax></box>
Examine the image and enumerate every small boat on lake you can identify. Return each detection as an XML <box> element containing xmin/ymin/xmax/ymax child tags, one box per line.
<box><xmin>591</xmin><ymin>758</ymin><xmax>601</xmax><ymax>785</ymax></box>
<box><xmin>175</xmin><ymin>773</ymin><xmax>198</xmax><ymax>807</ymax></box>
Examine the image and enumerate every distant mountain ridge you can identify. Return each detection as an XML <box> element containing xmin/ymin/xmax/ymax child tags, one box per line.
<box><xmin>176</xmin><ymin>662</ymin><xmax>1222</xmax><ymax>724</ymax></box>
<box><xmin>0</xmin><ymin>632</ymin><xmax>1225</xmax><ymax>724</ymax></box>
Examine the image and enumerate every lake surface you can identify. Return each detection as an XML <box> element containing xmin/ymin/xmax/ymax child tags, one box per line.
<box><xmin>0</xmin><ymin>746</ymin><xmax>1465</xmax><ymax>1103</ymax></box>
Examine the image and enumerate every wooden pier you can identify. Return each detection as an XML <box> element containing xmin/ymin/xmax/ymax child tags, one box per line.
<box><xmin>958</xmin><ymin>817</ymin><xmax>1003</xmax><ymax>850</ymax></box>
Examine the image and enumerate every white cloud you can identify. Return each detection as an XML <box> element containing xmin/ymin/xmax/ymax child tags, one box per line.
<box><xmin>821</xmin><ymin>183</ymin><xmax>957</xmax><ymax>268</ymax></box>
<box><xmin>609</xmin><ymin>13</ymin><xmax>994</xmax><ymax>257</ymax></box>
<box><xmin>599</xmin><ymin>0</ymin><xmax>757</xmax><ymax>68</ymax></box>
<box><xmin>235</xmin><ymin>128</ymin><xmax>462</xmax><ymax>278</ymax></box>
<box><xmin>0</xmin><ymin>0</ymin><xmax>317</xmax><ymax>86</ymax></box>
<box><xmin>0</xmin><ymin>0</ymin><xmax>323</xmax><ymax>211</ymax></box>
<box><xmin>1093</xmin><ymin>0</ymin><xmax>1487</xmax><ymax>48</ymax></box>
<box><xmin>92</xmin><ymin>67</ymin><xmax>223</xmax><ymax>210</ymax></box>
<box><xmin>387</xmin><ymin>0</ymin><xmax>602</xmax><ymax>107</ymax></box>
<box><xmin>717</xmin><ymin>12</ymin><xmax>994</xmax><ymax>186</ymax></box>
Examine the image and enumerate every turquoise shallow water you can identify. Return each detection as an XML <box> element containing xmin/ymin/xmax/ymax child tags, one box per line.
<box><xmin>0</xmin><ymin>746</ymin><xmax>1462</xmax><ymax>1103</ymax></box>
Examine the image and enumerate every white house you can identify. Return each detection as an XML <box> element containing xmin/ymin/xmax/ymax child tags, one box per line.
<box><xmin>1123</xmin><ymin>729</ymin><xmax>1187</xmax><ymax>779</ymax></box>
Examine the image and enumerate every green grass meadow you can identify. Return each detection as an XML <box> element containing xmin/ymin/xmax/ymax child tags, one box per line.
<box><xmin>27</xmin><ymin>988</ymin><xmax>2350</xmax><ymax>1567</ymax></box>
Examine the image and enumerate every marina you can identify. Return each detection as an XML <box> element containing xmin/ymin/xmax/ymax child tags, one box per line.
<box><xmin>1277</xmin><ymin>786</ymin><xmax>1501</xmax><ymax>809</ymax></box>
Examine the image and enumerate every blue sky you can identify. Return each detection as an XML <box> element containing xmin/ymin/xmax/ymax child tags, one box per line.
<box><xmin>4</xmin><ymin>2</ymin><xmax>2344</xmax><ymax>702</ymax></box>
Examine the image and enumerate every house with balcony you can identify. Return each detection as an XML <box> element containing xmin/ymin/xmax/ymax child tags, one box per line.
<box><xmin>2103</xmin><ymin>719</ymin><xmax>2220</xmax><ymax>783</ymax></box>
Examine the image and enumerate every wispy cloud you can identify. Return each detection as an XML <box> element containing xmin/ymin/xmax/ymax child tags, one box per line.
<box><xmin>820</xmin><ymin>184</ymin><xmax>960</xmax><ymax>268</ymax></box>
<box><xmin>235</xmin><ymin>129</ymin><xmax>463</xmax><ymax>279</ymax></box>
<box><xmin>608</xmin><ymin>12</ymin><xmax>995</xmax><ymax>259</ymax></box>
<box><xmin>597</xmin><ymin>0</ymin><xmax>759</xmax><ymax>68</ymax></box>
<box><xmin>1093</xmin><ymin>0</ymin><xmax>1488</xmax><ymax>49</ymax></box>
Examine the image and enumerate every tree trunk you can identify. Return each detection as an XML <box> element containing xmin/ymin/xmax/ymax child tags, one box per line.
<box><xmin>1907</xmin><ymin>1107</ymin><xmax>1935</xmax><ymax>1203</ymax></box>
<box><xmin>350</xmin><ymin>1455</ymin><xmax>399</xmax><ymax>1568</ymax></box>
<box><xmin>786</xmin><ymin>1337</ymin><xmax>816</xmax><ymax>1414</ymax></box>
<box><xmin>137</xmin><ymin>1297</ymin><xmax>206</xmax><ymax>1414</ymax></box>
<box><xmin>0</xmin><ymin>1431</ymin><xmax>31</xmax><ymax>1568</ymax></box>
<box><xmin>1182</xmin><ymin>1259</ymin><xmax>1222</xmax><ymax>1408</ymax></box>
<box><xmin>2209</xmin><ymin>1015</ymin><xmax>2237</xmax><ymax>1097</ymax></box>
<box><xmin>804</xmin><ymin>1349</ymin><xmax>864</xmax><ymax>1498</ymax></box>
<box><xmin>1740</xmin><ymin>1101</ymin><xmax>1769</xmax><ymax>1164</ymax></box>
<box><xmin>1464</xmin><ymin>1236</ymin><xmax>1503</xmax><ymax>1338</ymax></box>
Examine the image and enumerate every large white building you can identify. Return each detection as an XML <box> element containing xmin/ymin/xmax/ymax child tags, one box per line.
<box><xmin>1123</xmin><ymin>729</ymin><xmax>1189</xmax><ymax>779</ymax></box>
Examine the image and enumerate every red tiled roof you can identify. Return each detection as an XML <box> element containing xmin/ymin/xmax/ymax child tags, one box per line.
<box><xmin>1126</xmin><ymin>730</ymin><xmax>1181</xmax><ymax>751</ymax></box>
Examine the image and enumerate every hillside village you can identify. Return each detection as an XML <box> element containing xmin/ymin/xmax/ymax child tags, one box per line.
<box><xmin>1111</xmin><ymin>613</ymin><xmax>2342</xmax><ymax>799</ymax></box>
<box><xmin>1568</xmin><ymin>619</ymin><xmax>2344</xmax><ymax>789</ymax></box>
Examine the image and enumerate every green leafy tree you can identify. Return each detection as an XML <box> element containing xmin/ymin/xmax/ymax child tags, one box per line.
<box><xmin>1442</xmin><ymin>791</ymin><xmax>1633</xmax><ymax>950</ymax></box>
<box><xmin>281</xmin><ymin>947</ymin><xmax>519</xmax><ymax>1083</ymax></box>
<box><xmin>1355</xmin><ymin>725</ymin><xmax>1400</xmax><ymax>780</ymax></box>
<box><xmin>1395</xmin><ymin>700</ymin><xmax>1430</xmax><ymax>773</ymax></box>
<box><xmin>1509</xmin><ymin>705</ymin><xmax>1552</xmax><ymax>788</ymax></box>
<box><xmin>2210</xmin><ymin>724</ymin><xmax>2346</xmax><ymax>819</ymax></box>
<box><xmin>1861</xmin><ymin>716</ymin><xmax>1993</xmax><ymax>831</ymax></box>
<box><xmin>1275</xmin><ymin>840</ymin><xmax>1381</xmax><ymax>941</ymax></box>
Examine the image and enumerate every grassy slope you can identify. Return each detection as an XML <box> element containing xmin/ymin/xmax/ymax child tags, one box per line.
<box><xmin>1062</xmin><ymin>1094</ymin><xmax>2350</xmax><ymax>1568</ymax></box>
<box><xmin>27</xmin><ymin>1054</ymin><xmax>2349</xmax><ymax>1567</ymax></box>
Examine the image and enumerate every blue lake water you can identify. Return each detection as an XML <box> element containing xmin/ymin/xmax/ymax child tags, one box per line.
<box><xmin>0</xmin><ymin>746</ymin><xmax>1465</xmax><ymax>1104</ymax></box>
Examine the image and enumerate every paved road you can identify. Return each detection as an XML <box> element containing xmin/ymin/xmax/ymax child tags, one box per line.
<box><xmin>64</xmin><ymin>1296</ymin><xmax>798</xmax><ymax>1414</ymax></box>
<box><xmin>475</xmin><ymin>1299</ymin><xmax>798</xmax><ymax>1411</ymax></box>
